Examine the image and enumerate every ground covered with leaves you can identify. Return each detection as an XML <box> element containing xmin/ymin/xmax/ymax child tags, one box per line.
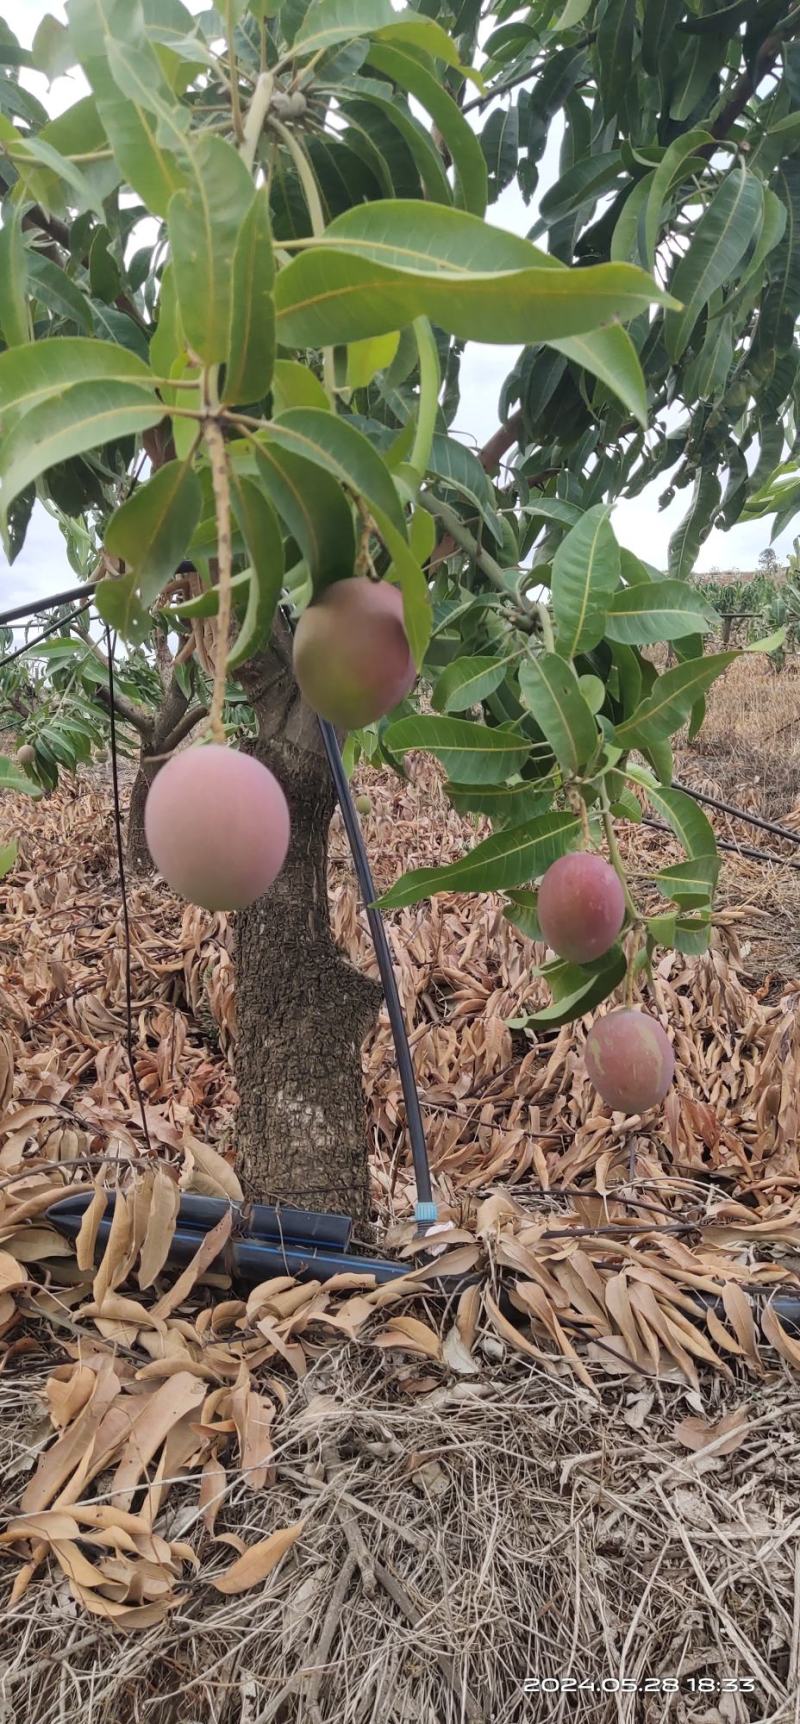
<box><xmin>1</xmin><ymin>657</ymin><xmax>800</xmax><ymax>1721</ymax></box>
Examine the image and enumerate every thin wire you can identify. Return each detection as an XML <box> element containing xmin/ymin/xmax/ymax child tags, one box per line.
<box><xmin>0</xmin><ymin>601</ymin><xmax>92</xmax><ymax>669</ymax></box>
<box><xmin>105</xmin><ymin>626</ymin><xmax>152</xmax><ymax>1153</ymax></box>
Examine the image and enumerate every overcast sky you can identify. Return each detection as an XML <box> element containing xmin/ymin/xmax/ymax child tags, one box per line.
<box><xmin>1</xmin><ymin>0</ymin><xmax>794</xmax><ymax>616</ymax></box>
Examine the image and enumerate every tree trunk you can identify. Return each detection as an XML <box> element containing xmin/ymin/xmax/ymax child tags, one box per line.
<box><xmin>127</xmin><ymin>752</ymin><xmax>160</xmax><ymax>872</ymax></box>
<box><xmin>234</xmin><ymin>622</ymin><xmax>382</xmax><ymax>1229</ymax></box>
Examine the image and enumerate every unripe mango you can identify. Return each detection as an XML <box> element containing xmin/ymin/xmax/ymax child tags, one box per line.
<box><xmin>15</xmin><ymin>744</ymin><xmax>35</xmax><ymax>769</ymax></box>
<box><xmin>584</xmin><ymin>1008</ymin><xmax>675</xmax><ymax>1114</ymax></box>
<box><xmin>537</xmin><ymin>852</ymin><xmax>625</xmax><ymax>964</ymax></box>
<box><xmin>293</xmin><ymin>577</ymin><xmax>416</xmax><ymax>730</ymax></box>
<box><xmin>355</xmin><ymin>793</ymin><xmax>372</xmax><ymax>815</ymax></box>
<box><xmin>144</xmin><ymin>744</ymin><xmax>290</xmax><ymax>911</ymax></box>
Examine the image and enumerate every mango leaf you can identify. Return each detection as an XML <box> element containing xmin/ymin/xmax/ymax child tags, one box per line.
<box><xmin>615</xmin><ymin>654</ymin><xmax>737</xmax><ymax>749</ymax></box>
<box><xmin>0</xmin><ymin>336</ymin><xmax>157</xmax><ymax>434</ymax></box>
<box><xmin>502</xmin><ymin>887</ymin><xmax>542</xmax><ymax>940</ymax></box>
<box><xmin>228</xmin><ymin>476</ymin><xmax>284</xmax><ymax>671</ymax></box>
<box><xmin>548</xmin><ymin>325</ymin><xmax>648</xmax><ymax>426</ymax></box>
<box><xmin>271</xmin><ymin>360</ymin><xmax>330</xmax><ymax>413</ymax></box>
<box><xmin>668</xmin><ymin>470</ymin><xmax>722</xmax><ymax>579</ymax></box>
<box><xmin>604</xmin><ymin>579</ymin><xmax>716</xmax><ymax>645</ymax></box>
<box><xmin>376</xmin><ymin>810</ymin><xmax>582</xmax><ymax>907</ymax></box>
<box><xmin>643</xmin><ymin>128</ymin><xmax>713</xmax><ymax>267</ymax></box>
<box><xmin>168</xmin><ymin>135</ymin><xmax>256</xmax><ymax>364</ymax></box>
<box><xmin>522</xmin><ymin>945</ymin><xmax>627</xmax><ymax>1026</ymax></box>
<box><xmin>94</xmin><ymin>574</ymin><xmax>152</xmax><ymax>644</ymax></box>
<box><xmin>665</xmin><ymin>166</ymin><xmax>764</xmax><ymax>360</ymax></box>
<box><xmin>249</xmin><ymin>441</ymin><xmax>356</xmax><ymax>592</ymax></box>
<box><xmin>366</xmin><ymin>41</ymin><xmax>487</xmax><ymax>216</ymax></box>
<box><xmin>0</xmin><ymin>838</ymin><xmax>18</xmax><ymax>877</ymax></box>
<box><xmin>167</xmin><ymin>568</ymin><xmax>251</xmax><ymax>619</ymax></box>
<box><xmin>0</xmin><ymin>203</ymin><xmax>29</xmax><ymax>348</ymax></box>
<box><xmin>346</xmin><ymin>331</ymin><xmax>400</xmax><ymax>391</ymax></box>
<box><xmin>0</xmin><ymin>381</ymin><xmax>163</xmax><ymax>540</ymax></box>
<box><xmin>263</xmin><ymin>407</ymin><xmax>407</xmax><ymax>537</ymax></box>
<box><xmin>66</xmin><ymin>0</ymin><xmax>187</xmax><ymax>217</ymax></box>
<box><xmin>25</xmin><ymin>253</ymin><xmax>93</xmax><ymax>333</ymax></box>
<box><xmin>383</xmin><ymin>714</ymin><xmax>531</xmax><ymax>784</ymax></box>
<box><xmin>654</xmin><ymin>853</ymin><xmax>720</xmax><ymax>909</ymax></box>
<box><xmin>104</xmin><ymin>460</ymin><xmax>203</xmax><ymax>604</ymax></box>
<box><xmin>224</xmin><ymin>186</ymin><xmax>275</xmax><ymax>406</ymax></box>
<box><xmin>293</xmin><ymin>0</ymin><xmax>464</xmax><ymax>69</ymax></box>
<box><xmin>445</xmin><ymin>781</ymin><xmax>553</xmax><ymax>820</ymax></box>
<box><xmin>369</xmin><ymin>516</ymin><xmax>430</xmax><ymax>668</ymax></box>
<box><xmin>0</xmin><ymin>758</ymin><xmax>42</xmax><ymax>798</ymax></box>
<box><xmin>551</xmin><ymin>504</ymin><xmax>621</xmax><ymax>658</ymax></box>
<box><xmin>432</xmin><ymin>654</ymin><xmax>515</xmax><ymax>713</ymax></box>
<box><xmin>275</xmin><ymin>200</ymin><xmax>676</xmax><ymax>350</ymax></box>
<box><xmin>636</xmin><ymin>779</ymin><xmax>716</xmax><ymax>859</ymax></box>
<box><xmin>518</xmin><ymin>652</ymin><xmax>598</xmax><ymax>772</ymax></box>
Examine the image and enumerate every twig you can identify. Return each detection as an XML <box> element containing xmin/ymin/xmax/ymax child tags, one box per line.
<box><xmin>301</xmin><ymin>1551</ymin><xmax>356</xmax><ymax>1723</ymax></box>
<box><xmin>371</xmin><ymin>1556</ymin><xmax>487</xmax><ymax>1724</ymax></box>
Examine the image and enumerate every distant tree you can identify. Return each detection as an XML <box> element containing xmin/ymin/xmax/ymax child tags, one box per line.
<box><xmin>759</xmin><ymin>548</ymin><xmax>780</xmax><ymax>577</ymax></box>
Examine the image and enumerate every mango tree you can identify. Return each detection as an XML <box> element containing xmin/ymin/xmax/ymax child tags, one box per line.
<box><xmin>0</xmin><ymin>0</ymin><xmax>797</xmax><ymax>1224</ymax></box>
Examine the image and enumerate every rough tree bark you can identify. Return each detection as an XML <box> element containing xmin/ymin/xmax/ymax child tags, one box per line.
<box><xmin>234</xmin><ymin>617</ymin><xmax>382</xmax><ymax>1229</ymax></box>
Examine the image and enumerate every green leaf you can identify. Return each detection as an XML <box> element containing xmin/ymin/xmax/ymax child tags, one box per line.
<box><xmin>502</xmin><ymin>888</ymin><xmax>542</xmax><ymax>941</ymax></box>
<box><xmin>271</xmin><ymin>359</ymin><xmax>330</xmax><ymax>413</ymax></box>
<box><xmin>346</xmin><ymin>331</ymin><xmax>400</xmax><ymax>391</ymax></box>
<box><xmin>0</xmin><ymin>336</ymin><xmax>156</xmax><ymax>435</ymax></box>
<box><xmin>26</xmin><ymin>253</ymin><xmax>93</xmax><ymax>333</ymax></box>
<box><xmin>250</xmin><ymin>440</ymin><xmax>356</xmax><ymax>593</ymax></box>
<box><xmin>0</xmin><ymin>380</ymin><xmax>163</xmax><ymax>540</ymax></box>
<box><xmin>275</xmin><ymin>200</ymin><xmax>676</xmax><ymax>350</ymax></box>
<box><xmin>432</xmin><ymin>654</ymin><xmax>515</xmax><ymax>713</ymax></box>
<box><xmin>615</xmin><ymin>653</ymin><xmax>737</xmax><ymax>749</ymax></box>
<box><xmin>66</xmin><ymin>0</ymin><xmax>187</xmax><ymax>218</ymax></box>
<box><xmin>0</xmin><ymin>758</ymin><xmax>42</xmax><ymax>798</ymax></box>
<box><xmin>668</xmin><ymin>469</ymin><xmax>722</xmax><ymax>579</ymax></box>
<box><xmin>227</xmin><ymin>475</ymin><xmax>284</xmax><ymax>672</ymax></box>
<box><xmin>604</xmin><ymin>579</ymin><xmax>716</xmax><ymax>645</ymax></box>
<box><xmin>94</xmin><ymin>573</ymin><xmax>152</xmax><ymax>645</ymax></box>
<box><xmin>665</xmin><ymin>167</ymin><xmax>764</xmax><ymax>361</ymax></box>
<box><xmin>643</xmin><ymin>128</ymin><xmax>713</xmax><ymax>268</ymax></box>
<box><xmin>339</xmin><ymin>78</ymin><xmax>453</xmax><ymax>207</ymax></box>
<box><xmin>383</xmin><ymin>713</ymin><xmax>532</xmax><ymax>784</ymax></box>
<box><xmin>372</xmin><ymin>513</ymin><xmax>431</xmax><ymax>668</ymax></box>
<box><xmin>0</xmin><ymin>837</ymin><xmax>18</xmax><ymax>878</ymax></box>
<box><xmin>0</xmin><ymin>203</ymin><xmax>29</xmax><ymax>348</ymax></box>
<box><xmin>376</xmin><ymin>810</ymin><xmax>582</xmax><ymax>907</ymax></box>
<box><xmin>551</xmin><ymin>504</ymin><xmax>620</xmax><ymax>658</ymax></box>
<box><xmin>555</xmin><ymin>0</ymin><xmax>592</xmax><ymax>24</ymax></box>
<box><xmin>263</xmin><ymin>407</ymin><xmax>406</xmax><ymax>537</ymax></box>
<box><xmin>104</xmin><ymin>460</ymin><xmax>203</xmax><ymax>605</ymax></box>
<box><xmin>445</xmin><ymin>781</ymin><xmax>553</xmax><ymax>820</ymax></box>
<box><xmin>654</xmin><ymin>853</ymin><xmax>719</xmax><ymax>909</ymax></box>
<box><xmin>631</xmin><ymin>777</ymin><xmax>716</xmax><ymax>859</ymax></box>
<box><xmin>518</xmin><ymin>652</ymin><xmax>598</xmax><ymax>773</ymax></box>
<box><xmin>167</xmin><ymin>568</ymin><xmax>251</xmax><ymax>618</ymax></box>
<box><xmin>481</xmin><ymin>103</ymin><xmax>519</xmax><ymax>198</ymax></box>
<box><xmin>366</xmin><ymin>42</ymin><xmax>487</xmax><ymax>216</ymax></box>
<box><xmin>168</xmin><ymin>135</ymin><xmax>257</xmax><ymax>365</ymax></box>
<box><xmin>595</xmin><ymin>0</ymin><xmax>635</xmax><ymax>120</ymax></box>
<box><xmin>224</xmin><ymin>186</ymin><xmax>276</xmax><ymax>407</ymax></box>
<box><xmin>523</xmin><ymin>945</ymin><xmax>627</xmax><ymax>1026</ymax></box>
<box><xmin>293</xmin><ymin>0</ymin><xmax>464</xmax><ymax>68</ymax></box>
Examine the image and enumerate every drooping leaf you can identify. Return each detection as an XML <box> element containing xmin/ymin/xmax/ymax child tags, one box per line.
<box><xmin>432</xmin><ymin>654</ymin><xmax>515</xmax><ymax>713</ymax></box>
<box><xmin>0</xmin><ymin>337</ymin><xmax>157</xmax><ymax>435</ymax></box>
<box><xmin>0</xmin><ymin>758</ymin><xmax>42</xmax><ymax>798</ymax></box>
<box><xmin>604</xmin><ymin>579</ymin><xmax>716</xmax><ymax>645</ymax></box>
<box><xmin>227</xmin><ymin>475</ymin><xmax>284</xmax><ymax>671</ymax></box>
<box><xmin>0</xmin><ymin>203</ymin><xmax>29</xmax><ymax>348</ymax></box>
<box><xmin>376</xmin><ymin>810</ymin><xmax>582</xmax><ymax>906</ymax></box>
<box><xmin>248</xmin><ymin>441</ymin><xmax>356</xmax><ymax>593</ymax></box>
<box><xmin>524</xmin><ymin>945</ymin><xmax>627</xmax><ymax>1026</ymax></box>
<box><xmin>551</xmin><ymin>504</ymin><xmax>621</xmax><ymax>658</ymax></box>
<box><xmin>615</xmin><ymin>654</ymin><xmax>737</xmax><ymax>748</ymax></box>
<box><xmin>365</xmin><ymin>41</ymin><xmax>487</xmax><ymax>215</ymax></box>
<box><xmin>665</xmin><ymin>166</ymin><xmax>764</xmax><ymax>360</ymax></box>
<box><xmin>518</xmin><ymin>652</ymin><xmax>598</xmax><ymax>772</ymax></box>
<box><xmin>263</xmin><ymin>407</ymin><xmax>407</xmax><ymax>537</ymax></box>
<box><xmin>168</xmin><ymin>136</ymin><xmax>256</xmax><ymax>365</ymax></box>
<box><xmin>104</xmin><ymin>460</ymin><xmax>203</xmax><ymax>605</ymax></box>
<box><xmin>0</xmin><ymin>381</ymin><xmax>163</xmax><ymax>539</ymax></box>
<box><xmin>383</xmin><ymin>713</ymin><xmax>532</xmax><ymax>784</ymax></box>
<box><xmin>224</xmin><ymin>186</ymin><xmax>276</xmax><ymax>407</ymax></box>
<box><xmin>667</xmin><ymin>469</ymin><xmax>722</xmax><ymax>579</ymax></box>
<box><xmin>292</xmin><ymin>0</ymin><xmax>464</xmax><ymax>69</ymax></box>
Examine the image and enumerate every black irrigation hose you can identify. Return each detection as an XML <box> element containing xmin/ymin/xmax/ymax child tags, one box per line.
<box><xmin>317</xmin><ymin>727</ymin><xmax>436</xmax><ymax>1224</ymax></box>
<box><xmin>642</xmin><ymin>816</ymin><xmax>800</xmax><ymax>872</ymax></box>
<box><xmin>105</xmin><ymin>629</ymin><xmax>152</xmax><ymax>1154</ymax></box>
<box><xmin>674</xmin><ymin>779</ymin><xmax>800</xmax><ymax>848</ymax></box>
<box><xmin>0</xmin><ymin>581</ymin><xmax>99</xmax><ymax>628</ymax></box>
<box><xmin>0</xmin><ymin>601</ymin><xmax>92</xmax><ymax>670</ymax></box>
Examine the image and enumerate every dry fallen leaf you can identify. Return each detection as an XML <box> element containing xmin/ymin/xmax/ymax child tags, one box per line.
<box><xmin>210</xmin><ymin>1521</ymin><xmax>305</xmax><ymax>1595</ymax></box>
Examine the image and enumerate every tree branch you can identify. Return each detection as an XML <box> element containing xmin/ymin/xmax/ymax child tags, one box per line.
<box><xmin>160</xmin><ymin>702</ymin><xmax>208</xmax><ymax>754</ymax></box>
<box><xmin>92</xmin><ymin>680</ymin><xmax>154</xmax><ymax>739</ymax></box>
<box><xmin>709</xmin><ymin>31</ymin><xmax>783</xmax><ymax>141</ymax></box>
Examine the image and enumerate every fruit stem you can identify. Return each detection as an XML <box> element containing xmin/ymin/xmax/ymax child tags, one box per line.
<box><xmin>536</xmin><ymin>602</ymin><xmax>555</xmax><ymax>653</ymax></box>
<box><xmin>409</xmin><ymin>318</ymin><xmax>441</xmax><ymax>487</ymax></box>
<box><xmin>241</xmin><ymin>70</ymin><xmax>274</xmax><ymax>171</ymax></box>
<box><xmin>600</xmin><ymin>794</ymin><xmax>639</xmax><ymax>926</ymax></box>
<box><xmin>225</xmin><ymin>0</ymin><xmax>245</xmax><ymax>144</ymax></box>
<box><xmin>203</xmin><ymin>416</ymin><xmax>234</xmax><ymax>746</ymax></box>
<box><xmin>268</xmin><ymin>116</ymin><xmax>336</xmax><ymax>404</ymax></box>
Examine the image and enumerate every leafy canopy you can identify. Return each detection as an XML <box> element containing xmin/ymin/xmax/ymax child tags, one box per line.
<box><xmin>0</xmin><ymin>0</ymin><xmax>798</xmax><ymax>1023</ymax></box>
